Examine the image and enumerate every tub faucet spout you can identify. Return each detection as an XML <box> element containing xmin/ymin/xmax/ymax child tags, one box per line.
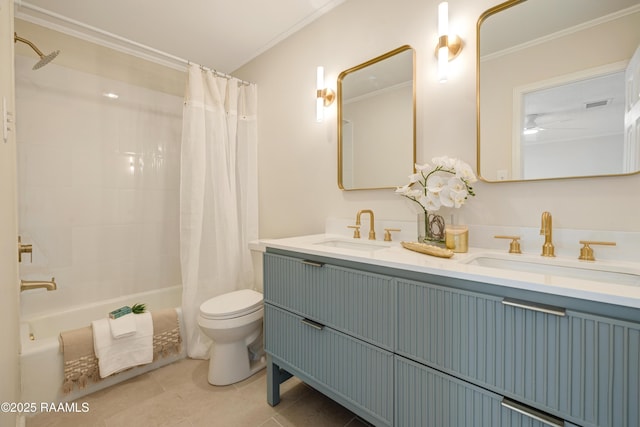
<box><xmin>540</xmin><ymin>211</ymin><xmax>555</xmax><ymax>257</ymax></box>
<box><xmin>20</xmin><ymin>277</ymin><xmax>57</xmax><ymax>292</ymax></box>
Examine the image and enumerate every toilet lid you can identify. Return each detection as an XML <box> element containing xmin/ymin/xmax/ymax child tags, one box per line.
<box><xmin>199</xmin><ymin>289</ymin><xmax>263</xmax><ymax>320</ymax></box>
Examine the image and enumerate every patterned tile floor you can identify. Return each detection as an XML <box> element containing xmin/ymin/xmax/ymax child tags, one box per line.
<box><xmin>26</xmin><ymin>358</ymin><xmax>373</xmax><ymax>427</ymax></box>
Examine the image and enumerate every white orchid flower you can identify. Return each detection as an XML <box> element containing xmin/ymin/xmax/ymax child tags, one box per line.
<box><xmin>395</xmin><ymin>184</ymin><xmax>412</xmax><ymax>194</ymax></box>
<box><xmin>454</xmin><ymin>159</ymin><xmax>477</xmax><ymax>183</ymax></box>
<box><xmin>450</xmin><ymin>189</ymin><xmax>468</xmax><ymax>208</ymax></box>
<box><xmin>395</xmin><ymin>155</ymin><xmax>476</xmax><ymax>213</ymax></box>
<box><xmin>438</xmin><ymin>187</ymin><xmax>454</xmax><ymax>208</ymax></box>
<box><xmin>415</xmin><ymin>163</ymin><xmax>433</xmax><ymax>173</ymax></box>
<box><xmin>426</xmin><ymin>175</ymin><xmax>446</xmax><ymax>193</ymax></box>
<box><xmin>408</xmin><ymin>173</ymin><xmax>422</xmax><ymax>184</ymax></box>
<box><xmin>432</xmin><ymin>156</ymin><xmax>456</xmax><ymax>169</ymax></box>
<box><xmin>421</xmin><ymin>193</ymin><xmax>441</xmax><ymax>211</ymax></box>
<box><xmin>407</xmin><ymin>189</ymin><xmax>422</xmax><ymax>198</ymax></box>
<box><xmin>447</xmin><ymin>176</ymin><xmax>466</xmax><ymax>192</ymax></box>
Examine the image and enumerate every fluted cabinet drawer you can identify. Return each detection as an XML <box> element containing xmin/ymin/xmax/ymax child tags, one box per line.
<box><xmin>396</xmin><ymin>356</ymin><xmax>571</xmax><ymax>427</ymax></box>
<box><xmin>397</xmin><ymin>279</ymin><xmax>640</xmax><ymax>427</ymax></box>
<box><xmin>264</xmin><ymin>253</ymin><xmax>395</xmax><ymax>349</ymax></box>
<box><xmin>265</xmin><ymin>304</ymin><xmax>393</xmax><ymax>425</ymax></box>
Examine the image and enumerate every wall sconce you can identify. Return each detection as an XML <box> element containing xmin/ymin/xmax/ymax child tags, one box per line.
<box><xmin>316</xmin><ymin>66</ymin><xmax>335</xmax><ymax>122</ymax></box>
<box><xmin>436</xmin><ymin>1</ymin><xmax>463</xmax><ymax>83</ymax></box>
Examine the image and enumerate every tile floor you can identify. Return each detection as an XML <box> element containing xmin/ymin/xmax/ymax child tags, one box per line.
<box><xmin>26</xmin><ymin>358</ymin><xmax>373</xmax><ymax>427</ymax></box>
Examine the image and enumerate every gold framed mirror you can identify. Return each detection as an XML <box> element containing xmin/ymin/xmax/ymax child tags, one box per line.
<box><xmin>338</xmin><ymin>45</ymin><xmax>416</xmax><ymax>190</ymax></box>
<box><xmin>477</xmin><ymin>0</ymin><xmax>640</xmax><ymax>182</ymax></box>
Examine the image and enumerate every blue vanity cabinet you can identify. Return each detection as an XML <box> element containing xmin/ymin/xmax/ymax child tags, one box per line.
<box><xmin>264</xmin><ymin>248</ymin><xmax>638</xmax><ymax>427</ymax></box>
<box><xmin>395</xmin><ymin>356</ymin><xmax>581</xmax><ymax>427</ymax></box>
<box><xmin>263</xmin><ymin>252</ymin><xmax>395</xmax><ymax>350</ymax></box>
<box><xmin>397</xmin><ymin>278</ymin><xmax>640</xmax><ymax>427</ymax></box>
<box><xmin>264</xmin><ymin>252</ymin><xmax>395</xmax><ymax>426</ymax></box>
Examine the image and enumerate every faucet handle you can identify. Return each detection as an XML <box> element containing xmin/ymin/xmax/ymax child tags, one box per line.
<box><xmin>494</xmin><ymin>235</ymin><xmax>522</xmax><ymax>254</ymax></box>
<box><xmin>18</xmin><ymin>235</ymin><xmax>33</xmax><ymax>263</ymax></box>
<box><xmin>347</xmin><ymin>225</ymin><xmax>361</xmax><ymax>239</ymax></box>
<box><xmin>578</xmin><ymin>240</ymin><xmax>616</xmax><ymax>261</ymax></box>
<box><xmin>384</xmin><ymin>228</ymin><xmax>401</xmax><ymax>242</ymax></box>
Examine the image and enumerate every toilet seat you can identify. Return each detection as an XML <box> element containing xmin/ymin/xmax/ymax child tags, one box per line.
<box><xmin>199</xmin><ymin>289</ymin><xmax>263</xmax><ymax>320</ymax></box>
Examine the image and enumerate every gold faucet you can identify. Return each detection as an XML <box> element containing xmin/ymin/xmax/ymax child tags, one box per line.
<box><xmin>540</xmin><ymin>211</ymin><xmax>555</xmax><ymax>257</ymax></box>
<box><xmin>356</xmin><ymin>209</ymin><xmax>376</xmax><ymax>240</ymax></box>
<box><xmin>20</xmin><ymin>277</ymin><xmax>57</xmax><ymax>292</ymax></box>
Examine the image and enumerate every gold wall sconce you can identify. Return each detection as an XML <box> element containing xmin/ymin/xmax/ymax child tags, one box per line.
<box><xmin>436</xmin><ymin>1</ymin><xmax>463</xmax><ymax>82</ymax></box>
<box><xmin>316</xmin><ymin>66</ymin><xmax>335</xmax><ymax>122</ymax></box>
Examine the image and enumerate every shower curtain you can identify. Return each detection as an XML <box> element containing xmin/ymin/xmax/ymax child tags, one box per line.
<box><xmin>180</xmin><ymin>64</ymin><xmax>258</xmax><ymax>358</ymax></box>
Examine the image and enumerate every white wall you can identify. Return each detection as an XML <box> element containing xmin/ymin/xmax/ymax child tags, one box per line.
<box><xmin>0</xmin><ymin>0</ymin><xmax>21</xmax><ymax>424</ymax></box>
<box><xmin>15</xmin><ymin>23</ymin><xmax>183</xmax><ymax>318</ymax></box>
<box><xmin>235</xmin><ymin>0</ymin><xmax>640</xmax><ymax>238</ymax></box>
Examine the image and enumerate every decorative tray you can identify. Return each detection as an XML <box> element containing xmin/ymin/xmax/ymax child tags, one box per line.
<box><xmin>400</xmin><ymin>241</ymin><xmax>454</xmax><ymax>258</ymax></box>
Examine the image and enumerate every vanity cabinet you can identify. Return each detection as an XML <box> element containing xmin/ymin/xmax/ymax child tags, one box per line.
<box><xmin>397</xmin><ymin>278</ymin><xmax>640</xmax><ymax>427</ymax></box>
<box><xmin>263</xmin><ymin>252</ymin><xmax>395</xmax><ymax>350</ymax></box>
<box><xmin>264</xmin><ymin>252</ymin><xmax>395</xmax><ymax>426</ymax></box>
<box><xmin>396</xmin><ymin>356</ymin><xmax>581</xmax><ymax>427</ymax></box>
<box><xmin>264</xmin><ymin>249</ymin><xmax>640</xmax><ymax>427</ymax></box>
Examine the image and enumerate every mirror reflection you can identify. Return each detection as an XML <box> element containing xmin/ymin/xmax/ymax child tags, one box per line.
<box><xmin>338</xmin><ymin>46</ymin><xmax>415</xmax><ymax>190</ymax></box>
<box><xmin>477</xmin><ymin>0</ymin><xmax>640</xmax><ymax>182</ymax></box>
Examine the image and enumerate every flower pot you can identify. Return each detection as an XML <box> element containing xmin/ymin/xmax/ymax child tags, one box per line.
<box><xmin>418</xmin><ymin>212</ymin><xmax>445</xmax><ymax>244</ymax></box>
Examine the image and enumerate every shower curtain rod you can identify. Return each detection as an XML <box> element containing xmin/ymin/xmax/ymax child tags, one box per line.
<box><xmin>14</xmin><ymin>1</ymin><xmax>253</xmax><ymax>86</ymax></box>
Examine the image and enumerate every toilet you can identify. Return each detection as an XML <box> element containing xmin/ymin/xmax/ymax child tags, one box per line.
<box><xmin>198</xmin><ymin>289</ymin><xmax>266</xmax><ymax>385</ymax></box>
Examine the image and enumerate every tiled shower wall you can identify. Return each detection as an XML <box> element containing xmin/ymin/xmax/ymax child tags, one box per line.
<box><xmin>15</xmin><ymin>53</ymin><xmax>183</xmax><ymax>317</ymax></box>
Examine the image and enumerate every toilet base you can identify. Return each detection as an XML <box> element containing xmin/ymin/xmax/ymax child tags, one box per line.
<box><xmin>207</xmin><ymin>341</ymin><xmax>266</xmax><ymax>386</ymax></box>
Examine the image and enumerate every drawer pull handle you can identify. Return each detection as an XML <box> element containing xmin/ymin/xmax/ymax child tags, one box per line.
<box><xmin>502</xmin><ymin>298</ymin><xmax>565</xmax><ymax>317</ymax></box>
<box><xmin>501</xmin><ymin>398</ymin><xmax>564</xmax><ymax>427</ymax></box>
<box><xmin>301</xmin><ymin>260</ymin><xmax>325</xmax><ymax>267</ymax></box>
<box><xmin>301</xmin><ymin>318</ymin><xmax>325</xmax><ymax>330</ymax></box>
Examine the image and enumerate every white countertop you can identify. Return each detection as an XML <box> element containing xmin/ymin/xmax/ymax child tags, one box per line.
<box><xmin>255</xmin><ymin>234</ymin><xmax>640</xmax><ymax>310</ymax></box>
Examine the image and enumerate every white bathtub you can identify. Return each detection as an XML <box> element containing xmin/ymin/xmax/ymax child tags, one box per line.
<box><xmin>20</xmin><ymin>285</ymin><xmax>186</xmax><ymax>405</ymax></box>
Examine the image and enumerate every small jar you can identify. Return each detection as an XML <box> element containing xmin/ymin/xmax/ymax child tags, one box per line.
<box><xmin>445</xmin><ymin>225</ymin><xmax>468</xmax><ymax>253</ymax></box>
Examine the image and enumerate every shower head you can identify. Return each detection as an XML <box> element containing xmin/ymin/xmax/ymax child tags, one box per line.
<box><xmin>32</xmin><ymin>50</ymin><xmax>60</xmax><ymax>70</ymax></box>
<box><xmin>14</xmin><ymin>32</ymin><xmax>60</xmax><ymax>70</ymax></box>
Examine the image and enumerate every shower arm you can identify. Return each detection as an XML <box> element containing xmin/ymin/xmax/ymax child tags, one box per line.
<box><xmin>14</xmin><ymin>32</ymin><xmax>46</xmax><ymax>58</ymax></box>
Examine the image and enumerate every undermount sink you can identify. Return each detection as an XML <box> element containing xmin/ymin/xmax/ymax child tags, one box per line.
<box><xmin>313</xmin><ymin>238</ymin><xmax>391</xmax><ymax>252</ymax></box>
<box><xmin>461</xmin><ymin>253</ymin><xmax>640</xmax><ymax>286</ymax></box>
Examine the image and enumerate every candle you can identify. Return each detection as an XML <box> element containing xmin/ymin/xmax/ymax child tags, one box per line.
<box><xmin>445</xmin><ymin>225</ymin><xmax>468</xmax><ymax>253</ymax></box>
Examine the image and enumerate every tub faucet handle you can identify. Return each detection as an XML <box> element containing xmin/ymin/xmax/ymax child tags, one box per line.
<box><xmin>18</xmin><ymin>235</ymin><xmax>33</xmax><ymax>263</ymax></box>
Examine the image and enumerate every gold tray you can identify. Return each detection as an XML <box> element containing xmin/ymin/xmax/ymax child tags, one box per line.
<box><xmin>401</xmin><ymin>241</ymin><xmax>454</xmax><ymax>258</ymax></box>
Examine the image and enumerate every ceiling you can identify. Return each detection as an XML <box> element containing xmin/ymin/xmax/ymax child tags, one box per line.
<box><xmin>479</xmin><ymin>0</ymin><xmax>639</xmax><ymax>57</ymax></box>
<box><xmin>14</xmin><ymin>0</ymin><xmax>346</xmax><ymax>73</ymax></box>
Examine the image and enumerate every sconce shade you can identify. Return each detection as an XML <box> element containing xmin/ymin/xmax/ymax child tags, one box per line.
<box><xmin>436</xmin><ymin>1</ymin><xmax>463</xmax><ymax>82</ymax></box>
<box><xmin>316</xmin><ymin>66</ymin><xmax>335</xmax><ymax>122</ymax></box>
<box><xmin>438</xmin><ymin>2</ymin><xmax>448</xmax><ymax>37</ymax></box>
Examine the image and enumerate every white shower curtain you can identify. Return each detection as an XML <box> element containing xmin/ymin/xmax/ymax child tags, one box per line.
<box><xmin>180</xmin><ymin>64</ymin><xmax>258</xmax><ymax>358</ymax></box>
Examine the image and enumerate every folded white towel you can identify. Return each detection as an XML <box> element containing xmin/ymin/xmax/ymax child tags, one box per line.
<box><xmin>108</xmin><ymin>313</ymin><xmax>137</xmax><ymax>338</ymax></box>
<box><xmin>92</xmin><ymin>312</ymin><xmax>153</xmax><ymax>378</ymax></box>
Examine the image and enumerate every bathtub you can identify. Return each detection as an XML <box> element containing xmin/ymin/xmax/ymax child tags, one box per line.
<box><xmin>20</xmin><ymin>285</ymin><xmax>186</xmax><ymax>405</ymax></box>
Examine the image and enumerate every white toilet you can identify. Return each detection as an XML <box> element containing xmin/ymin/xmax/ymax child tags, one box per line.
<box><xmin>198</xmin><ymin>289</ymin><xmax>266</xmax><ymax>385</ymax></box>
